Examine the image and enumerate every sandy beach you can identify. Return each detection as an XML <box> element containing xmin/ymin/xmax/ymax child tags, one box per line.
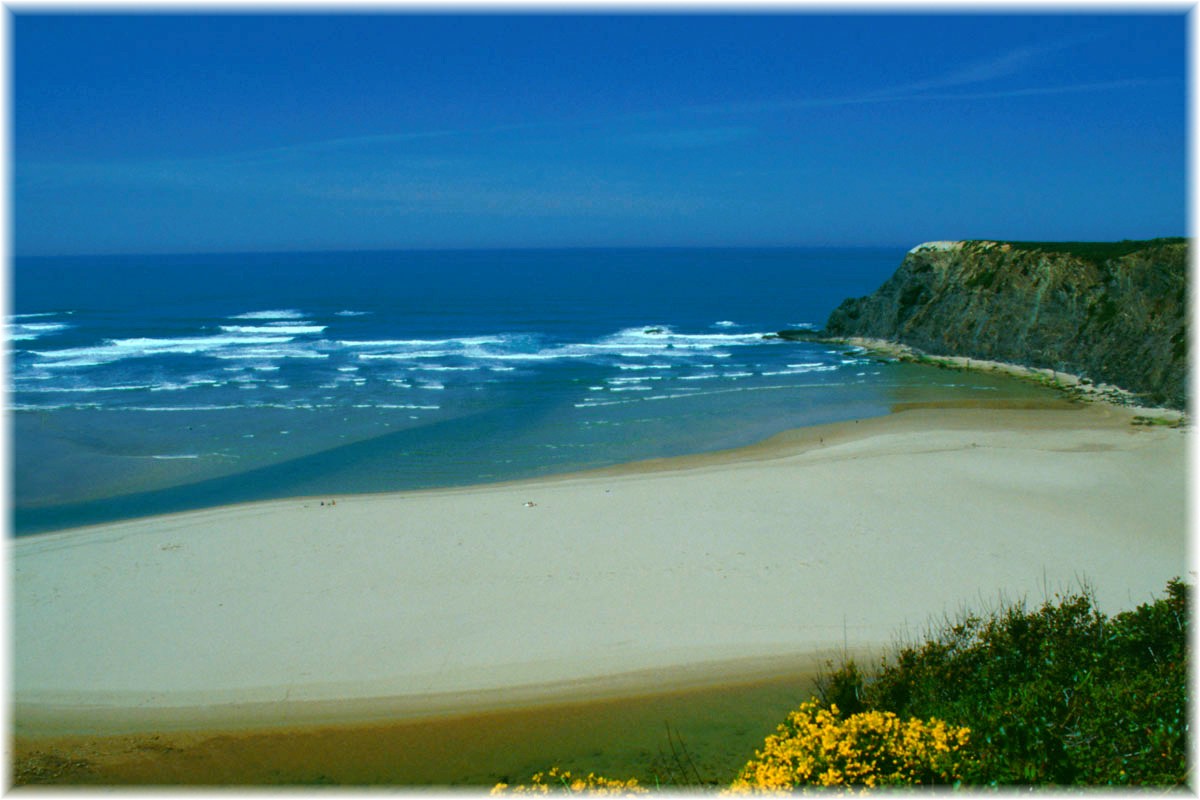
<box><xmin>13</xmin><ymin>397</ymin><xmax>1189</xmax><ymax>753</ymax></box>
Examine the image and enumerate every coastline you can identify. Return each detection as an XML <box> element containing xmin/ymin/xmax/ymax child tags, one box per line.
<box><xmin>833</xmin><ymin>335</ymin><xmax>1188</xmax><ymax>420</ymax></box>
<box><xmin>14</xmin><ymin>393</ymin><xmax>1187</xmax><ymax>749</ymax></box>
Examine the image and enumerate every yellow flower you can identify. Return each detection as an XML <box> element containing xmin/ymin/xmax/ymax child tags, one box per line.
<box><xmin>727</xmin><ymin>700</ymin><xmax>971</xmax><ymax>793</ymax></box>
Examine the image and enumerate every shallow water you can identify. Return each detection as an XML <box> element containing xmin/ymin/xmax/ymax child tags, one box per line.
<box><xmin>11</xmin><ymin>247</ymin><xmax>1063</xmax><ymax>534</ymax></box>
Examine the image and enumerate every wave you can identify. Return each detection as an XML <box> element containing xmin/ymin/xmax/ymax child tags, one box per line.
<box><xmin>351</xmin><ymin>403</ymin><xmax>440</xmax><ymax>410</ymax></box>
<box><xmin>337</xmin><ymin>336</ymin><xmax>508</xmax><ymax>348</ymax></box>
<box><xmin>573</xmin><ymin>381</ymin><xmax>834</xmax><ymax>409</ymax></box>
<box><xmin>12</xmin><ymin>321</ymin><xmax>819</xmax><ymax>417</ymax></box>
<box><xmin>13</xmin><ymin>383</ymin><xmax>156</xmax><ymax>393</ymax></box>
<box><xmin>607</xmin><ymin>375</ymin><xmax>663</xmax><ymax>385</ymax></box>
<box><xmin>355</xmin><ymin>351</ymin><xmax>456</xmax><ymax>361</ymax></box>
<box><xmin>22</xmin><ymin>324</ymin><xmax>773</xmax><ymax>375</ymax></box>
<box><xmin>9</xmin><ymin>322</ymin><xmax>70</xmax><ymax>341</ymax></box>
<box><xmin>212</xmin><ymin>346</ymin><xmax>329</xmax><ymax>360</ymax></box>
<box><xmin>759</xmin><ymin>363</ymin><xmax>839</xmax><ymax>376</ymax></box>
<box><xmin>616</xmin><ymin>363</ymin><xmax>674</xmax><ymax>370</ymax></box>
<box><xmin>219</xmin><ymin>324</ymin><xmax>327</xmax><ymax>335</ymax></box>
<box><xmin>30</xmin><ymin>334</ymin><xmax>299</xmax><ymax>368</ymax></box>
<box><xmin>230</xmin><ymin>309</ymin><xmax>307</xmax><ymax>320</ymax></box>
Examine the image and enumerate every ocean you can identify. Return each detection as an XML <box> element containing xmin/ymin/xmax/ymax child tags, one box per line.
<box><xmin>10</xmin><ymin>247</ymin><xmax>1058</xmax><ymax>535</ymax></box>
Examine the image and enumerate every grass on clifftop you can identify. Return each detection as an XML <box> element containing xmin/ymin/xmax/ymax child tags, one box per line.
<box><xmin>966</xmin><ymin>237</ymin><xmax>1186</xmax><ymax>265</ymax></box>
<box><xmin>496</xmin><ymin>579</ymin><xmax>1189</xmax><ymax>792</ymax></box>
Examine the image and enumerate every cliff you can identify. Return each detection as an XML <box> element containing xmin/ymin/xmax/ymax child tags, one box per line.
<box><xmin>825</xmin><ymin>238</ymin><xmax>1189</xmax><ymax>409</ymax></box>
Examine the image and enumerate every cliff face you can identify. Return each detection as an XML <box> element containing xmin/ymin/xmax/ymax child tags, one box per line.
<box><xmin>825</xmin><ymin>239</ymin><xmax>1188</xmax><ymax>409</ymax></box>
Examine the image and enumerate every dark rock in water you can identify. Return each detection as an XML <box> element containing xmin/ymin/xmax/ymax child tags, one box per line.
<box><xmin>825</xmin><ymin>238</ymin><xmax>1188</xmax><ymax>409</ymax></box>
<box><xmin>643</xmin><ymin>327</ymin><xmax>666</xmax><ymax>335</ymax></box>
<box><xmin>773</xmin><ymin>329</ymin><xmax>826</xmax><ymax>341</ymax></box>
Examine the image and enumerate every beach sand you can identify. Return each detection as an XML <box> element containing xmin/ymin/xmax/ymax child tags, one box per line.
<box><xmin>11</xmin><ymin>400</ymin><xmax>1189</xmax><ymax>783</ymax></box>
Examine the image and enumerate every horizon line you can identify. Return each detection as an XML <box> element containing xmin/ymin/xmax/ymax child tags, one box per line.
<box><xmin>13</xmin><ymin>235</ymin><xmax>1186</xmax><ymax>260</ymax></box>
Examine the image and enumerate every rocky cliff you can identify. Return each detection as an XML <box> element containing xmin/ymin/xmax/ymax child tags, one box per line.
<box><xmin>825</xmin><ymin>238</ymin><xmax>1189</xmax><ymax>409</ymax></box>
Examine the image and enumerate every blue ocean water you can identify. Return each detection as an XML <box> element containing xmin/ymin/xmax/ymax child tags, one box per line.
<box><xmin>10</xmin><ymin>248</ymin><xmax>1054</xmax><ymax>535</ymax></box>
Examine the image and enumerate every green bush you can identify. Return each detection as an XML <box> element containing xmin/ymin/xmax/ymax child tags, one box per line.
<box><xmin>817</xmin><ymin>580</ymin><xmax>1189</xmax><ymax>787</ymax></box>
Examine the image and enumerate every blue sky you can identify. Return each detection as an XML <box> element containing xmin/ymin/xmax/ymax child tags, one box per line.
<box><xmin>12</xmin><ymin>11</ymin><xmax>1188</xmax><ymax>255</ymax></box>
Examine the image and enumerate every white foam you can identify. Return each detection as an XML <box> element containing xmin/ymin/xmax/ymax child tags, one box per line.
<box><xmin>32</xmin><ymin>359</ymin><xmax>104</xmax><ymax>369</ymax></box>
<box><xmin>601</xmin><ymin>326</ymin><xmax>771</xmax><ymax>347</ymax></box>
<box><xmin>231</xmin><ymin>309</ymin><xmax>307</xmax><ymax>320</ymax></box>
<box><xmin>122</xmin><ymin>405</ymin><xmax>245</xmax><ymax>412</ymax></box>
<box><xmin>573</xmin><ymin>382</ymin><xmax>809</xmax><ymax>409</ymax></box>
<box><xmin>220</xmin><ymin>325</ymin><xmax>326</xmax><ymax>335</ymax></box>
<box><xmin>335</xmin><ymin>310</ymin><xmax>371</xmax><ymax>317</ymax></box>
<box><xmin>714</xmin><ymin>320</ymin><xmax>739</xmax><ymax>328</ymax></box>
<box><xmin>352</xmin><ymin>403</ymin><xmax>440</xmax><ymax>410</ymax></box>
<box><xmin>339</xmin><ymin>336</ymin><xmax>507</xmax><ymax>348</ymax></box>
<box><xmin>356</xmin><ymin>351</ymin><xmax>454</xmax><ymax>361</ymax></box>
<box><xmin>9</xmin><ymin>322</ymin><xmax>69</xmax><ymax>341</ymax></box>
<box><xmin>10</xmin><ymin>402</ymin><xmax>103</xmax><ymax>411</ymax></box>
<box><xmin>149</xmin><ymin>378</ymin><xmax>223</xmax><ymax>392</ymax></box>
<box><xmin>760</xmin><ymin>365</ymin><xmax>838</xmax><ymax>376</ymax></box>
<box><xmin>607</xmin><ymin>376</ymin><xmax>662</xmax><ymax>385</ymax></box>
<box><xmin>30</xmin><ymin>334</ymin><xmax>299</xmax><ymax>369</ymax></box>
<box><xmin>214</xmin><ymin>346</ymin><xmax>328</xmax><ymax>360</ymax></box>
<box><xmin>14</xmin><ymin>383</ymin><xmax>154</xmax><ymax>393</ymax></box>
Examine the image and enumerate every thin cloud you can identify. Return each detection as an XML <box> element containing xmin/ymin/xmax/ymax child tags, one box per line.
<box><xmin>904</xmin><ymin>77</ymin><xmax>1173</xmax><ymax>102</ymax></box>
<box><xmin>685</xmin><ymin>37</ymin><xmax>1158</xmax><ymax>116</ymax></box>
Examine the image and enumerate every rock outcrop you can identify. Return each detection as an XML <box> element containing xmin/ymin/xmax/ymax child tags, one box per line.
<box><xmin>825</xmin><ymin>238</ymin><xmax>1188</xmax><ymax>409</ymax></box>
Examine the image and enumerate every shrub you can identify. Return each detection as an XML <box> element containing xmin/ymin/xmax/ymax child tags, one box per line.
<box><xmin>826</xmin><ymin>579</ymin><xmax>1189</xmax><ymax>786</ymax></box>
<box><xmin>492</xmin><ymin>768</ymin><xmax>648</xmax><ymax>795</ymax></box>
<box><xmin>727</xmin><ymin>701</ymin><xmax>970</xmax><ymax>792</ymax></box>
<box><xmin>494</xmin><ymin>581</ymin><xmax>1188</xmax><ymax>791</ymax></box>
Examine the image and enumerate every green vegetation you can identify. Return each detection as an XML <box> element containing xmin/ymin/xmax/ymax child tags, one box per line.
<box><xmin>968</xmin><ymin>237</ymin><xmax>1186</xmax><ymax>266</ymax></box>
<box><xmin>499</xmin><ymin>580</ymin><xmax>1188</xmax><ymax>792</ymax></box>
<box><xmin>1132</xmin><ymin>415</ymin><xmax>1185</xmax><ymax>428</ymax></box>
<box><xmin>816</xmin><ymin>579</ymin><xmax>1189</xmax><ymax>787</ymax></box>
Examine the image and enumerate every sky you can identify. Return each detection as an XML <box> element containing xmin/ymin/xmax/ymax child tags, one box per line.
<box><xmin>10</xmin><ymin>9</ymin><xmax>1190</xmax><ymax>255</ymax></box>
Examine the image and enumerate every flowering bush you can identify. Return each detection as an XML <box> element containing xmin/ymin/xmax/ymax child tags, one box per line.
<box><xmin>491</xmin><ymin>767</ymin><xmax>648</xmax><ymax>795</ymax></box>
<box><xmin>728</xmin><ymin>701</ymin><xmax>970</xmax><ymax>791</ymax></box>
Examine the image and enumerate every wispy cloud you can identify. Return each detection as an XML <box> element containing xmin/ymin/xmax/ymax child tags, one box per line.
<box><xmin>686</xmin><ymin>38</ymin><xmax>1168</xmax><ymax>116</ymax></box>
<box><xmin>883</xmin><ymin>42</ymin><xmax>1055</xmax><ymax>94</ymax></box>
